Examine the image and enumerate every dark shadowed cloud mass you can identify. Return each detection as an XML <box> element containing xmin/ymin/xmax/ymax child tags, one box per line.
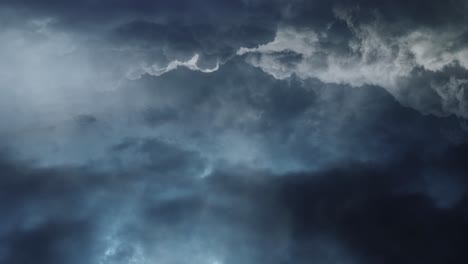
<box><xmin>1</xmin><ymin>1</ymin><xmax>468</xmax><ymax>264</ymax></box>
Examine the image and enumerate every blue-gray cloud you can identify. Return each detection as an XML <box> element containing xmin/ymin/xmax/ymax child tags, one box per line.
<box><xmin>1</xmin><ymin>1</ymin><xmax>468</xmax><ymax>264</ymax></box>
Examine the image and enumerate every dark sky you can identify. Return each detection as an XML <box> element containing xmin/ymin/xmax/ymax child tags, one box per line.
<box><xmin>1</xmin><ymin>1</ymin><xmax>468</xmax><ymax>263</ymax></box>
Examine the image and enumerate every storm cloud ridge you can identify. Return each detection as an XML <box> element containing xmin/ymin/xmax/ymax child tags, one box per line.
<box><xmin>1</xmin><ymin>1</ymin><xmax>468</xmax><ymax>264</ymax></box>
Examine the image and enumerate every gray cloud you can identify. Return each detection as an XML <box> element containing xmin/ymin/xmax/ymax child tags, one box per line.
<box><xmin>2</xmin><ymin>0</ymin><xmax>468</xmax><ymax>117</ymax></box>
<box><xmin>1</xmin><ymin>1</ymin><xmax>468</xmax><ymax>263</ymax></box>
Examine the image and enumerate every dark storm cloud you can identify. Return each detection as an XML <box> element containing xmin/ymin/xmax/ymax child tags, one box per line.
<box><xmin>3</xmin><ymin>0</ymin><xmax>466</xmax><ymax>67</ymax></box>
<box><xmin>1</xmin><ymin>0</ymin><xmax>468</xmax><ymax>264</ymax></box>
<box><xmin>111</xmin><ymin>20</ymin><xmax>275</xmax><ymax>67</ymax></box>
<box><xmin>397</xmin><ymin>62</ymin><xmax>468</xmax><ymax>117</ymax></box>
<box><xmin>1</xmin><ymin>0</ymin><xmax>459</xmax><ymax>21</ymax></box>
<box><xmin>0</xmin><ymin>0</ymin><xmax>279</xmax><ymax>68</ymax></box>
<box><xmin>2</xmin><ymin>0</ymin><xmax>468</xmax><ymax>118</ymax></box>
<box><xmin>0</xmin><ymin>144</ymin><xmax>289</xmax><ymax>264</ymax></box>
<box><xmin>277</xmin><ymin>150</ymin><xmax>468</xmax><ymax>264</ymax></box>
<box><xmin>0</xmin><ymin>139</ymin><xmax>205</xmax><ymax>263</ymax></box>
<box><xmin>1</xmin><ymin>41</ymin><xmax>468</xmax><ymax>263</ymax></box>
<box><xmin>0</xmin><ymin>156</ymin><xmax>98</xmax><ymax>264</ymax></box>
<box><xmin>2</xmin><ymin>0</ymin><xmax>467</xmax><ymax>43</ymax></box>
<box><xmin>103</xmin><ymin>59</ymin><xmax>468</xmax><ymax>263</ymax></box>
<box><xmin>1</xmin><ymin>129</ymin><xmax>467</xmax><ymax>263</ymax></box>
<box><xmin>120</xmin><ymin>58</ymin><xmax>466</xmax><ymax>171</ymax></box>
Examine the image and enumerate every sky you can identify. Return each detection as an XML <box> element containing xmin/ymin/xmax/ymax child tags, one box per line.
<box><xmin>1</xmin><ymin>1</ymin><xmax>468</xmax><ymax>263</ymax></box>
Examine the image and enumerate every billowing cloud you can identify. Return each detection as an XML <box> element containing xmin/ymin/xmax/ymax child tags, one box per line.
<box><xmin>238</xmin><ymin>8</ymin><xmax>468</xmax><ymax>117</ymax></box>
<box><xmin>1</xmin><ymin>1</ymin><xmax>468</xmax><ymax>263</ymax></box>
<box><xmin>2</xmin><ymin>0</ymin><xmax>468</xmax><ymax>117</ymax></box>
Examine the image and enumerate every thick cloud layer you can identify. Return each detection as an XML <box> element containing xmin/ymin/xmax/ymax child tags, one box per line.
<box><xmin>1</xmin><ymin>1</ymin><xmax>468</xmax><ymax>264</ymax></box>
<box><xmin>2</xmin><ymin>0</ymin><xmax>468</xmax><ymax>116</ymax></box>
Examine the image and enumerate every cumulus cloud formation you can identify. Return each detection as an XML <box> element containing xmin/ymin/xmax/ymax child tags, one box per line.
<box><xmin>1</xmin><ymin>0</ymin><xmax>468</xmax><ymax>263</ymax></box>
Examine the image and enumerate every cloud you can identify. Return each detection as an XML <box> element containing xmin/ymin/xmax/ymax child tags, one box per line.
<box><xmin>2</xmin><ymin>137</ymin><xmax>468</xmax><ymax>263</ymax></box>
<box><xmin>0</xmin><ymin>143</ymin><xmax>291</xmax><ymax>264</ymax></box>
<box><xmin>127</xmin><ymin>54</ymin><xmax>220</xmax><ymax>80</ymax></box>
<box><xmin>1</xmin><ymin>1</ymin><xmax>468</xmax><ymax>263</ymax></box>
<box><xmin>277</xmin><ymin>156</ymin><xmax>468</xmax><ymax>263</ymax></box>
<box><xmin>237</xmin><ymin>9</ymin><xmax>468</xmax><ymax>117</ymax></box>
<box><xmin>3</xmin><ymin>0</ymin><xmax>468</xmax><ymax>118</ymax></box>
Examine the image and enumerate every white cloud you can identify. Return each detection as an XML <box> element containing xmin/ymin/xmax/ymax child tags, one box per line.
<box><xmin>405</xmin><ymin>30</ymin><xmax>468</xmax><ymax>71</ymax></box>
<box><xmin>237</xmin><ymin>27</ymin><xmax>319</xmax><ymax>57</ymax></box>
<box><xmin>237</xmin><ymin>25</ymin><xmax>415</xmax><ymax>89</ymax></box>
<box><xmin>127</xmin><ymin>54</ymin><xmax>220</xmax><ymax>80</ymax></box>
<box><xmin>236</xmin><ymin>15</ymin><xmax>468</xmax><ymax>117</ymax></box>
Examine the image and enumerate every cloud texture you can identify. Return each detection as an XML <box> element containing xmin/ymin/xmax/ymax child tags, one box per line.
<box><xmin>1</xmin><ymin>1</ymin><xmax>468</xmax><ymax>263</ymax></box>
